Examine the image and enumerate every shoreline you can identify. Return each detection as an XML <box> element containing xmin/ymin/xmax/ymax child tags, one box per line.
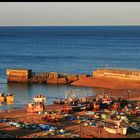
<box><xmin>71</xmin><ymin>76</ymin><xmax>140</xmax><ymax>90</ymax></box>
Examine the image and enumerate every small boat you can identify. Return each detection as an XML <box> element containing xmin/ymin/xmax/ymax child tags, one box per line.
<box><xmin>70</xmin><ymin>104</ymin><xmax>86</xmax><ymax>111</ymax></box>
<box><xmin>6</xmin><ymin>94</ymin><xmax>14</xmax><ymax>104</ymax></box>
<box><xmin>0</xmin><ymin>93</ymin><xmax>14</xmax><ymax>104</ymax></box>
<box><xmin>26</xmin><ymin>102</ymin><xmax>45</xmax><ymax>113</ymax></box>
<box><xmin>0</xmin><ymin>93</ymin><xmax>5</xmax><ymax>103</ymax></box>
<box><xmin>127</xmin><ymin>125</ymin><xmax>140</xmax><ymax>133</ymax></box>
<box><xmin>33</xmin><ymin>94</ymin><xmax>46</xmax><ymax>103</ymax></box>
<box><xmin>27</xmin><ymin>94</ymin><xmax>46</xmax><ymax>113</ymax></box>
<box><xmin>0</xmin><ymin>96</ymin><xmax>5</xmax><ymax>103</ymax></box>
<box><xmin>104</xmin><ymin>126</ymin><xmax>127</xmax><ymax>135</ymax></box>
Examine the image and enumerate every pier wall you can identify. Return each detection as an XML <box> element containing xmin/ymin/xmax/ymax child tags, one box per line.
<box><xmin>7</xmin><ymin>69</ymin><xmax>32</xmax><ymax>83</ymax></box>
<box><xmin>6</xmin><ymin>69</ymin><xmax>89</xmax><ymax>84</ymax></box>
<box><xmin>93</xmin><ymin>68</ymin><xmax>140</xmax><ymax>80</ymax></box>
<box><xmin>71</xmin><ymin>68</ymin><xmax>140</xmax><ymax>89</ymax></box>
<box><xmin>29</xmin><ymin>72</ymin><xmax>88</xmax><ymax>84</ymax></box>
<box><xmin>7</xmin><ymin>68</ymin><xmax>140</xmax><ymax>89</ymax></box>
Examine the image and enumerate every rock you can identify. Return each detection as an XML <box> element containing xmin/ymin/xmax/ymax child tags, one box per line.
<box><xmin>48</xmin><ymin>72</ymin><xmax>59</xmax><ymax>79</ymax></box>
<box><xmin>47</xmin><ymin>78</ymin><xmax>58</xmax><ymax>84</ymax></box>
<box><xmin>57</xmin><ymin>78</ymin><xmax>67</xmax><ymax>84</ymax></box>
<box><xmin>78</xmin><ymin>74</ymin><xmax>87</xmax><ymax>80</ymax></box>
<box><xmin>67</xmin><ymin>74</ymin><xmax>78</xmax><ymax>82</ymax></box>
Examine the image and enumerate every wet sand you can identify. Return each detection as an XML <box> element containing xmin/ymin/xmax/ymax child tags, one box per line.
<box><xmin>71</xmin><ymin>77</ymin><xmax>140</xmax><ymax>90</ymax></box>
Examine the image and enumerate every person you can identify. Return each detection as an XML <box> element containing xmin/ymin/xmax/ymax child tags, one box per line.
<box><xmin>97</xmin><ymin>123</ymin><xmax>102</xmax><ymax>138</ymax></box>
<box><xmin>4</xmin><ymin>96</ymin><xmax>7</xmax><ymax>103</ymax></box>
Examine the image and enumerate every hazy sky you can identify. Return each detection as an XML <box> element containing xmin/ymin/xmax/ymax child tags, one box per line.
<box><xmin>0</xmin><ymin>2</ymin><xmax>140</xmax><ymax>26</ymax></box>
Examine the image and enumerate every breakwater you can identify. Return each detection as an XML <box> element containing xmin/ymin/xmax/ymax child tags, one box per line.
<box><xmin>93</xmin><ymin>68</ymin><xmax>140</xmax><ymax>80</ymax></box>
<box><xmin>6</xmin><ymin>69</ymin><xmax>90</xmax><ymax>84</ymax></box>
<box><xmin>72</xmin><ymin>68</ymin><xmax>140</xmax><ymax>89</ymax></box>
<box><xmin>6</xmin><ymin>68</ymin><xmax>140</xmax><ymax>89</ymax></box>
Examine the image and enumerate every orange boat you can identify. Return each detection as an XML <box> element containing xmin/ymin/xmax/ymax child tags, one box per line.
<box><xmin>26</xmin><ymin>102</ymin><xmax>45</xmax><ymax>113</ymax></box>
<box><xmin>27</xmin><ymin>94</ymin><xmax>46</xmax><ymax>113</ymax></box>
<box><xmin>93</xmin><ymin>101</ymin><xmax>100</xmax><ymax>111</ymax></box>
<box><xmin>0</xmin><ymin>93</ymin><xmax>5</xmax><ymax>103</ymax></box>
<box><xmin>6</xmin><ymin>94</ymin><xmax>14</xmax><ymax>104</ymax></box>
<box><xmin>0</xmin><ymin>96</ymin><xmax>5</xmax><ymax>103</ymax></box>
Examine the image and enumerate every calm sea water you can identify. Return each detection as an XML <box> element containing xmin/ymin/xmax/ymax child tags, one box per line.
<box><xmin>0</xmin><ymin>26</ymin><xmax>140</xmax><ymax>110</ymax></box>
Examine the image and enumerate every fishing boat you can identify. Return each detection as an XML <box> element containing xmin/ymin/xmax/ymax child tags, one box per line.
<box><xmin>127</xmin><ymin>125</ymin><xmax>140</xmax><ymax>133</ymax></box>
<box><xmin>6</xmin><ymin>94</ymin><xmax>14</xmax><ymax>104</ymax></box>
<box><xmin>0</xmin><ymin>95</ymin><xmax>5</xmax><ymax>103</ymax></box>
<box><xmin>0</xmin><ymin>93</ymin><xmax>14</xmax><ymax>104</ymax></box>
<box><xmin>104</xmin><ymin>126</ymin><xmax>127</xmax><ymax>135</ymax></box>
<box><xmin>27</xmin><ymin>94</ymin><xmax>46</xmax><ymax>113</ymax></box>
<box><xmin>33</xmin><ymin>94</ymin><xmax>46</xmax><ymax>103</ymax></box>
<box><xmin>26</xmin><ymin>102</ymin><xmax>45</xmax><ymax>113</ymax></box>
<box><xmin>70</xmin><ymin>104</ymin><xmax>86</xmax><ymax>111</ymax></box>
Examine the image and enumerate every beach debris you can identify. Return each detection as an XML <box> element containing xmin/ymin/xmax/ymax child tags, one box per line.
<box><xmin>0</xmin><ymin>118</ymin><xmax>69</xmax><ymax>136</ymax></box>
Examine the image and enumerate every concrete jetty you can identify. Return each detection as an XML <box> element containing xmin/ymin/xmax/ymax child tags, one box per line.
<box><xmin>6</xmin><ymin>69</ymin><xmax>32</xmax><ymax>83</ymax></box>
<box><xmin>6</xmin><ymin>69</ymin><xmax>89</xmax><ymax>84</ymax></box>
<box><xmin>72</xmin><ymin>68</ymin><xmax>140</xmax><ymax>89</ymax></box>
<box><xmin>6</xmin><ymin>68</ymin><xmax>140</xmax><ymax>89</ymax></box>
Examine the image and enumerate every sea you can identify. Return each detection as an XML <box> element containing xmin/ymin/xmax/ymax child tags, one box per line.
<box><xmin>0</xmin><ymin>26</ymin><xmax>140</xmax><ymax>110</ymax></box>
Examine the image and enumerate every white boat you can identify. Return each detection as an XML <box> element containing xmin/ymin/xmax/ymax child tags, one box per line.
<box><xmin>104</xmin><ymin>126</ymin><xmax>127</xmax><ymax>135</ymax></box>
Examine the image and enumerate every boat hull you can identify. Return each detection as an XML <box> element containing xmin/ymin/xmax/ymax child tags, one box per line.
<box><xmin>104</xmin><ymin>126</ymin><xmax>127</xmax><ymax>135</ymax></box>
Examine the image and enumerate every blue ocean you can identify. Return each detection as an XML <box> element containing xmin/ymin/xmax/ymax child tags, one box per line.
<box><xmin>0</xmin><ymin>26</ymin><xmax>140</xmax><ymax>110</ymax></box>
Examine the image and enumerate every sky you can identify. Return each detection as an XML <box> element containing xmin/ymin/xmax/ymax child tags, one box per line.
<box><xmin>0</xmin><ymin>2</ymin><xmax>140</xmax><ymax>26</ymax></box>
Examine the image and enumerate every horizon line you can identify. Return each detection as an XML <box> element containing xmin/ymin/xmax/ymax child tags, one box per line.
<box><xmin>0</xmin><ymin>25</ymin><xmax>140</xmax><ymax>27</ymax></box>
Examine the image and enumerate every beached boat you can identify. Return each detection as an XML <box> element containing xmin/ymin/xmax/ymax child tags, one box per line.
<box><xmin>70</xmin><ymin>104</ymin><xmax>86</xmax><ymax>111</ymax></box>
<box><xmin>0</xmin><ymin>96</ymin><xmax>5</xmax><ymax>103</ymax></box>
<box><xmin>104</xmin><ymin>126</ymin><xmax>127</xmax><ymax>135</ymax></box>
<box><xmin>6</xmin><ymin>94</ymin><xmax>14</xmax><ymax>104</ymax></box>
<box><xmin>33</xmin><ymin>94</ymin><xmax>46</xmax><ymax>103</ymax></box>
<box><xmin>27</xmin><ymin>94</ymin><xmax>46</xmax><ymax>113</ymax></box>
<box><xmin>0</xmin><ymin>92</ymin><xmax>5</xmax><ymax>103</ymax></box>
<box><xmin>127</xmin><ymin>125</ymin><xmax>140</xmax><ymax>134</ymax></box>
<box><xmin>26</xmin><ymin>102</ymin><xmax>45</xmax><ymax>113</ymax></box>
<box><xmin>0</xmin><ymin>93</ymin><xmax>14</xmax><ymax>104</ymax></box>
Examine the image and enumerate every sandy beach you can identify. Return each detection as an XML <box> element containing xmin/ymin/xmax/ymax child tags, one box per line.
<box><xmin>71</xmin><ymin>77</ymin><xmax>140</xmax><ymax>90</ymax></box>
<box><xmin>0</xmin><ymin>104</ymin><xmax>126</xmax><ymax>138</ymax></box>
<box><xmin>0</xmin><ymin>87</ymin><xmax>140</xmax><ymax>138</ymax></box>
